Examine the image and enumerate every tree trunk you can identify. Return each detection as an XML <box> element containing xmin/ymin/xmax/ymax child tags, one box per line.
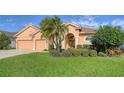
<box><xmin>55</xmin><ymin>37</ymin><xmax>62</xmax><ymax>53</ymax></box>
<box><xmin>55</xmin><ymin>36</ymin><xmax>59</xmax><ymax>51</ymax></box>
<box><xmin>58</xmin><ymin>39</ymin><xmax>62</xmax><ymax>52</ymax></box>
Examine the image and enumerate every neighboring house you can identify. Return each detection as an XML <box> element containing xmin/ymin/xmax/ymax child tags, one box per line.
<box><xmin>15</xmin><ymin>23</ymin><xmax>96</xmax><ymax>51</ymax></box>
<box><xmin>1</xmin><ymin>31</ymin><xmax>17</xmax><ymax>48</ymax></box>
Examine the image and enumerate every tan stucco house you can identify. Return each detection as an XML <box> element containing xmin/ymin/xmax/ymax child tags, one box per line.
<box><xmin>15</xmin><ymin>23</ymin><xmax>96</xmax><ymax>51</ymax></box>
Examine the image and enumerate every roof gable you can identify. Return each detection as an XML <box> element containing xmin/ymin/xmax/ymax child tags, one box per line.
<box><xmin>15</xmin><ymin>24</ymin><xmax>40</xmax><ymax>37</ymax></box>
<box><xmin>65</xmin><ymin>23</ymin><xmax>80</xmax><ymax>28</ymax></box>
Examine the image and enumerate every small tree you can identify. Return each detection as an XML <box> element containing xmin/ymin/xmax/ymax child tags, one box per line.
<box><xmin>40</xmin><ymin>16</ymin><xmax>67</xmax><ymax>52</ymax></box>
<box><xmin>91</xmin><ymin>25</ymin><xmax>124</xmax><ymax>52</ymax></box>
<box><xmin>0</xmin><ymin>32</ymin><xmax>11</xmax><ymax>49</ymax></box>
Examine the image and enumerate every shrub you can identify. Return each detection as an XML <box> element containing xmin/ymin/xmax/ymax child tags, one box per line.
<box><xmin>89</xmin><ymin>50</ymin><xmax>97</xmax><ymax>57</ymax></box>
<box><xmin>106</xmin><ymin>49</ymin><xmax>122</xmax><ymax>56</ymax></box>
<box><xmin>49</xmin><ymin>48</ymin><xmax>81</xmax><ymax>57</ymax></box>
<box><xmin>98</xmin><ymin>52</ymin><xmax>107</xmax><ymax>57</ymax></box>
<box><xmin>61</xmin><ymin>49</ymin><xmax>72</xmax><ymax>57</ymax></box>
<box><xmin>77</xmin><ymin>44</ymin><xmax>92</xmax><ymax>49</ymax></box>
<box><xmin>81</xmin><ymin>49</ymin><xmax>89</xmax><ymax>57</ymax></box>
<box><xmin>77</xmin><ymin>44</ymin><xmax>93</xmax><ymax>49</ymax></box>
<box><xmin>68</xmin><ymin>48</ymin><xmax>81</xmax><ymax>56</ymax></box>
<box><xmin>106</xmin><ymin>49</ymin><xmax>115</xmax><ymax>56</ymax></box>
<box><xmin>114</xmin><ymin>49</ymin><xmax>122</xmax><ymax>56</ymax></box>
<box><xmin>77</xmin><ymin>45</ymin><xmax>83</xmax><ymax>49</ymax></box>
<box><xmin>91</xmin><ymin>25</ymin><xmax>124</xmax><ymax>52</ymax></box>
<box><xmin>49</xmin><ymin>50</ymin><xmax>61</xmax><ymax>57</ymax></box>
<box><xmin>83</xmin><ymin>44</ymin><xmax>91</xmax><ymax>49</ymax></box>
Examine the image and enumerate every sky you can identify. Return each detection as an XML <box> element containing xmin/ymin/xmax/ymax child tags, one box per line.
<box><xmin>0</xmin><ymin>15</ymin><xmax>124</xmax><ymax>32</ymax></box>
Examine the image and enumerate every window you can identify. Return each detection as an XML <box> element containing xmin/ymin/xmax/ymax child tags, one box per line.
<box><xmin>85</xmin><ymin>36</ymin><xmax>92</xmax><ymax>41</ymax></box>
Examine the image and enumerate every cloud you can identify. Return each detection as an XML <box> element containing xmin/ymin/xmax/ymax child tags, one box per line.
<box><xmin>101</xmin><ymin>22</ymin><xmax>109</xmax><ymax>26</ymax></box>
<box><xmin>78</xmin><ymin>20</ymin><xmax>99</xmax><ymax>28</ymax></box>
<box><xmin>21</xmin><ymin>23</ymin><xmax>28</xmax><ymax>26</ymax></box>
<box><xmin>11</xmin><ymin>23</ymin><xmax>16</xmax><ymax>26</ymax></box>
<box><xmin>71</xmin><ymin>15</ymin><xmax>95</xmax><ymax>22</ymax></box>
<box><xmin>6</xmin><ymin>19</ymin><xmax>13</xmax><ymax>22</ymax></box>
<box><xmin>68</xmin><ymin>15</ymin><xmax>99</xmax><ymax>28</ymax></box>
<box><xmin>82</xmin><ymin>15</ymin><xmax>95</xmax><ymax>21</ymax></box>
<box><xmin>21</xmin><ymin>22</ymin><xmax>38</xmax><ymax>27</ymax></box>
<box><xmin>112</xmin><ymin>19</ymin><xmax>124</xmax><ymax>26</ymax></box>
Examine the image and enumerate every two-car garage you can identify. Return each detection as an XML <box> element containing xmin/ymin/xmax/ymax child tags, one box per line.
<box><xmin>15</xmin><ymin>24</ymin><xmax>48</xmax><ymax>51</ymax></box>
<box><xmin>17</xmin><ymin>39</ymin><xmax>47</xmax><ymax>51</ymax></box>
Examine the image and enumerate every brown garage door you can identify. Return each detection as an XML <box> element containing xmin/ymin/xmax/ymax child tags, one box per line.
<box><xmin>35</xmin><ymin>40</ymin><xmax>46</xmax><ymax>51</ymax></box>
<box><xmin>17</xmin><ymin>40</ymin><xmax>33</xmax><ymax>50</ymax></box>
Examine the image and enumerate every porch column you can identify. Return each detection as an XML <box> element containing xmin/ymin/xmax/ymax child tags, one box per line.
<box><xmin>75</xmin><ymin>36</ymin><xmax>79</xmax><ymax>48</ymax></box>
<box><xmin>64</xmin><ymin>34</ymin><xmax>67</xmax><ymax>49</ymax></box>
<box><xmin>62</xmin><ymin>39</ymin><xmax>65</xmax><ymax>49</ymax></box>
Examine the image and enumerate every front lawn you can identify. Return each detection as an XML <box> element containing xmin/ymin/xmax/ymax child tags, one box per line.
<box><xmin>0</xmin><ymin>53</ymin><xmax>124</xmax><ymax>76</ymax></box>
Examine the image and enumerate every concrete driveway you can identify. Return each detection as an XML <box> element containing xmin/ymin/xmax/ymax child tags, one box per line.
<box><xmin>0</xmin><ymin>49</ymin><xmax>33</xmax><ymax>59</ymax></box>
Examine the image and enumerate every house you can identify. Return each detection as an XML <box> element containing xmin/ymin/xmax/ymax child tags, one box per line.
<box><xmin>15</xmin><ymin>23</ymin><xmax>96</xmax><ymax>51</ymax></box>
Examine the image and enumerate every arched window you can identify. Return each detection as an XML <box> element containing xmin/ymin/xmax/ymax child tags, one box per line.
<box><xmin>85</xmin><ymin>36</ymin><xmax>93</xmax><ymax>41</ymax></box>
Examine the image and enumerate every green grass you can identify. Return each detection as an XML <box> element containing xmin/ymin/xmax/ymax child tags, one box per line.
<box><xmin>0</xmin><ymin>53</ymin><xmax>124</xmax><ymax>76</ymax></box>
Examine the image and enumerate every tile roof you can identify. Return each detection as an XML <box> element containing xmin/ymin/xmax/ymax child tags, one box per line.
<box><xmin>79</xmin><ymin>28</ymin><xmax>96</xmax><ymax>33</ymax></box>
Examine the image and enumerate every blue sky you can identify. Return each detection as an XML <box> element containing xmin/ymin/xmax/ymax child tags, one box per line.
<box><xmin>0</xmin><ymin>15</ymin><xmax>124</xmax><ymax>32</ymax></box>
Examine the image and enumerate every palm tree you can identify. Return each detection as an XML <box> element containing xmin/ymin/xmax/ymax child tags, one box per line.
<box><xmin>40</xmin><ymin>16</ymin><xmax>67</xmax><ymax>52</ymax></box>
<box><xmin>40</xmin><ymin>16</ymin><xmax>55</xmax><ymax>50</ymax></box>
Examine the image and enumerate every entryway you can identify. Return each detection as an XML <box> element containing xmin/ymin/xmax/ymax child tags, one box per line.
<box><xmin>65</xmin><ymin>33</ymin><xmax>75</xmax><ymax>48</ymax></box>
